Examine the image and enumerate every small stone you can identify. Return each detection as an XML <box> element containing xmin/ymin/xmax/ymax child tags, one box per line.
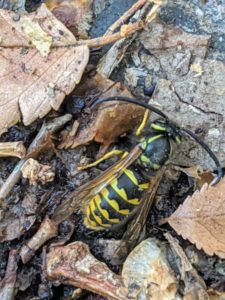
<box><xmin>12</xmin><ymin>13</ymin><xmax>20</xmax><ymax>22</ymax></box>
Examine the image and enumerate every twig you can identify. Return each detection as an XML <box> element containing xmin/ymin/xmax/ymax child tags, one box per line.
<box><xmin>20</xmin><ymin>216</ymin><xmax>57</xmax><ymax>264</ymax></box>
<box><xmin>104</xmin><ymin>0</ymin><xmax>147</xmax><ymax>35</ymax></box>
<box><xmin>98</xmin><ymin>1</ymin><xmax>152</xmax><ymax>78</ymax></box>
<box><xmin>0</xmin><ymin>114</ymin><xmax>72</xmax><ymax>200</ymax></box>
<box><xmin>0</xmin><ymin>141</ymin><xmax>26</xmax><ymax>158</ymax></box>
<box><xmin>46</xmin><ymin>242</ymin><xmax>127</xmax><ymax>300</ymax></box>
<box><xmin>0</xmin><ymin>249</ymin><xmax>19</xmax><ymax>300</ymax></box>
<box><xmin>0</xmin><ymin>1</ymin><xmax>164</xmax><ymax>50</ymax></box>
<box><xmin>77</xmin><ymin>20</ymin><xmax>144</xmax><ymax>48</ymax></box>
<box><xmin>145</xmin><ymin>0</ymin><xmax>164</xmax><ymax>23</ymax></box>
<box><xmin>77</xmin><ymin>0</ymin><xmax>164</xmax><ymax>48</ymax></box>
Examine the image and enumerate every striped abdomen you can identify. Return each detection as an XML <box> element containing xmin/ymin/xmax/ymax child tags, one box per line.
<box><xmin>84</xmin><ymin>166</ymin><xmax>149</xmax><ymax>230</ymax></box>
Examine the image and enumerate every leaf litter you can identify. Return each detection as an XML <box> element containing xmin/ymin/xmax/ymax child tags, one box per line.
<box><xmin>0</xmin><ymin>0</ymin><xmax>225</xmax><ymax>299</ymax></box>
<box><xmin>0</xmin><ymin>4</ymin><xmax>89</xmax><ymax>133</ymax></box>
<box><xmin>164</xmin><ymin>177</ymin><xmax>225</xmax><ymax>258</ymax></box>
<box><xmin>59</xmin><ymin>73</ymin><xmax>145</xmax><ymax>155</ymax></box>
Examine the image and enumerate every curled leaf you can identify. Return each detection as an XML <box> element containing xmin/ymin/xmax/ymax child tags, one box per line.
<box><xmin>59</xmin><ymin>73</ymin><xmax>144</xmax><ymax>154</ymax></box>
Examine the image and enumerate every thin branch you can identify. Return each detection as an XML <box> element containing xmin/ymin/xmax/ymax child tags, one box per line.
<box><xmin>0</xmin><ymin>249</ymin><xmax>19</xmax><ymax>300</ymax></box>
<box><xmin>0</xmin><ymin>141</ymin><xmax>26</xmax><ymax>158</ymax></box>
<box><xmin>77</xmin><ymin>20</ymin><xmax>144</xmax><ymax>48</ymax></box>
<box><xmin>104</xmin><ymin>0</ymin><xmax>147</xmax><ymax>35</ymax></box>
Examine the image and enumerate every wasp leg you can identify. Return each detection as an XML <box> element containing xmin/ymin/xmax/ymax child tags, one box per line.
<box><xmin>78</xmin><ymin>149</ymin><xmax>128</xmax><ymax>170</ymax></box>
<box><xmin>135</xmin><ymin>109</ymin><xmax>149</xmax><ymax>136</ymax></box>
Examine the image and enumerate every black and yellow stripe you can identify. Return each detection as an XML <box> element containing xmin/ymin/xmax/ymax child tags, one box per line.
<box><xmin>84</xmin><ymin>167</ymin><xmax>149</xmax><ymax>229</ymax></box>
<box><xmin>84</xmin><ymin>120</ymin><xmax>177</xmax><ymax>230</ymax></box>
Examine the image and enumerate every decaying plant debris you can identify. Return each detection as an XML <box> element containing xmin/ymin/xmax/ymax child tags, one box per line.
<box><xmin>0</xmin><ymin>142</ymin><xmax>26</xmax><ymax>158</ymax></box>
<box><xmin>0</xmin><ymin>0</ymin><xmax>225</xmax><ymax>299</ymax></box>
<box><xmin>163</xmin><ymin>177</ymin><xmax>225</xmax><ymax>258</ymax></box>
<box><xmin>59</xmin><ymin>73</ymin><xmax>145</xmax><ymax>155</ymax></box>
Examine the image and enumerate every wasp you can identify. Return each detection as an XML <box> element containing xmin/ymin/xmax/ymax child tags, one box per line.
<box><xmin>54</xmin><ymin>96</ymin><xmax>222</xmax><ymax>230</ymax></box>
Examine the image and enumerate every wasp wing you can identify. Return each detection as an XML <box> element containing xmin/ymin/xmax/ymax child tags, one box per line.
<box><xmin>53</xmin><ymin>145</ymin><xmax>142</xmax><ymax>224</ymax></box>
<box><xmin>112</xmin><ymin>166</ymin><xmax>166</xmax><ymax>264</ymax></box>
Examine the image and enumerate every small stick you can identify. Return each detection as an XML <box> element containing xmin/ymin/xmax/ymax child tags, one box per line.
<box><xmin>0</xmin><ymin>114</ymin><xmax>72</xmax><ymax>200</ymax></box>
<box><xmin>104</xmin><ymin>0</ymin><xmax>147</xmax><ymax>35</ymax></box>
<box><xmin>0</xmin><ymin>249</ymin><xmax>19</xmax><ymax>300</ymax></box>
<box><xmin>0</xmin><ymin>141</ymin><xmax>26</xmax><ymax>158</ymax></box>
<box><xmin>77</xmin><ymin>1</ymin><xmax>164</xmax><ymax>48</ymax></box>
<box><xmin>0</xmin><ymin>1</ymin><xmax>164</xmax><ymax>50</ymax></box>
<box><xmin>98</xmin><ymin>1</ymin><xmax>152</xmax><ymax>78</ymax></box>
<box><xmin>20</xmin><ymin>216</ymin><xmax>57</xmax><ymax>264</ymax></box>
<box><xmin>77</xmin><ymin>20</ymin><xmax>144</xmax><ymax>48</ymax></box>
<box><xmin>46</xmin><ymin>242</ymin><xmax>127</xmax><ymax>300</ymax></box>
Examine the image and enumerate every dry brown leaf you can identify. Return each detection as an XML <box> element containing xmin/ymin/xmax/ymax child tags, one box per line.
<box><xmin>178</xmin><ymin>166</ymin><xmax>215</xmax><ymax>189</ymax></box>
<box><xmin>0</xmin><ymin>4</ymin><xmax>89</xmax><ymax>134</ymax></box>
<box><xmin>165</xmin><ymin>177</ymin><xmax>225</xmax><ymax>258</ymax></box>
<box><xmin>45</xmin><ymin>0</ymin><xmax>93</xmax><ymax>39</ymax></box>
<box><xmin>59</xmin><ymin>73</ymin><xmax>144</xmax><ymax>154</ymax></box>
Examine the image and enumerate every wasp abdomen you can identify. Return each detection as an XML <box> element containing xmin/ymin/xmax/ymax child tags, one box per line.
<box><xmin>84</xmin><ymin>167</ymin><xmax>149</xmax><ymax>230</ymax></box>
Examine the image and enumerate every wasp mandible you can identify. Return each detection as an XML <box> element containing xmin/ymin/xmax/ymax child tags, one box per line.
<box><xmin>54</xmin><ymin>97</ymin><xmax>222</xmax><ymax>231</ymax></box>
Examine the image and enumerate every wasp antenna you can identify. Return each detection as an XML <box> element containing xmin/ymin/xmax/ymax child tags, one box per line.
<box><xmin>90</xmin><ymin>96</ymin><xmax>169</xmax><ymax>120</ymax></box>
<box><xmin>182</xmin><ymin>128</ymin><xmax>222</xmax><ymax>186</ymax></box>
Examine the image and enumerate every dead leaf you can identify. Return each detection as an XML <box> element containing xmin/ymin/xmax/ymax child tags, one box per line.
<box><xmin>122</xmin><ymin>238</ymin><xmax>178</xmax><ymax>300</ymax></box>
<box><xmin>178</xmin><ymin>166</ymin><xmax>215</xmax><ymax>189</ymax></box>
<box><xmin>21</xmin><ymin>158</ymin><xmax>55</xmax><ymax>185</ymax></box>
<box><xmin>0</xmin><ymin>194</ymin><xmax>37</xmax><ymax>242</ymax></box>
<box><xmin>0</xmin><ymin>4</ymin><xmax>89</xmax><ymax>134</ymax></box>
<box><xmin>45</xmin><ymin>0</ymin><xmax>93</xmax><ymax>39</ymax></box>
<box><xmin>22</xmin><ymin>17</ymin><xmax>52</xmax><ymax>57</ymax></box>
<box><xmin>59</xmin><ymin>73</ymin><xmax>144</xmax><ymax>154</ymax></box>
<box><xmin>165</xmin><ymin>177</ymin><xmax>225</xmax><ymax>258</ymax></box>
<box><xmin>46</xmin><ymin>241</ymin><xmax>127</xmax><ymax>300</ymax></box>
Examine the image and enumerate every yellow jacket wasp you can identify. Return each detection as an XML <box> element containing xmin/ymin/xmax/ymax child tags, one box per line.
<box><xmin>54</xmin><ymin>96</ymin><xmax>222</xmax><ymax>231</ymax></box>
